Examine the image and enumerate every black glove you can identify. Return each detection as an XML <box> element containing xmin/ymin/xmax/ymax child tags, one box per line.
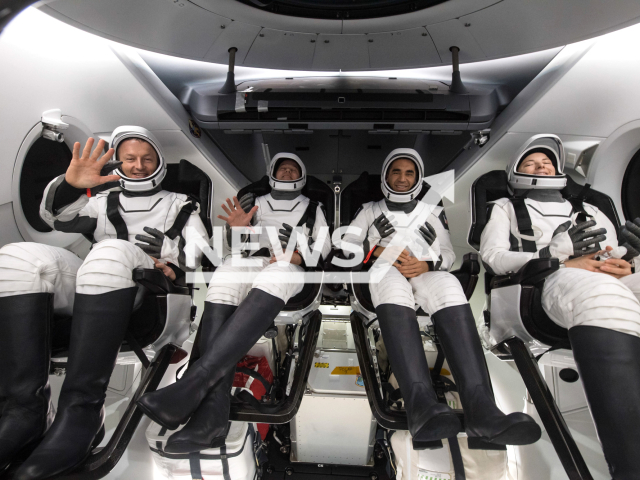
<box><xmin>239</xmin><ymin>192</ymin><xmax>256</xmax><ymax>214</ymax></box>
<box><xmin>135</xmin><ymin>227</ymin><xmax>166</xmax><ymax>257</ymax></box>
<box><xmin>416</xmin><ymin>222</ymin><xmax>437</xmax><ymax>246</ymax></box>
<box><xmin>620</xmin><ymin>218</ymin><xmax>640</xmax><ymax>261</ymax></box>
<box><xmin>100</xmin><ymin>160</ymin><xmax>123</xmax><ymax>176</ymax></box>
<box><xmin>539</xmin><ymin>219</ymin><xmax>607</xmax><ymax>259</ymax></box>
<box><xmin>278</xmin><ymin>223</ymin><xmax>295</xmax><ymax>252</ymax></box>
<box><xmin>372</xmin><ymin>214</ymin><xmax>395</xmax><ymax>239</ymax></box>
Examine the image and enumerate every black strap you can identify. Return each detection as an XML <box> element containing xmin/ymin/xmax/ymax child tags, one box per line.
<box><xmin>296</xmin><ymin>200</ymin><xmax>318</xmax><ymax>231</ymax></box>
<box><xmin>106</xmin><ymin>191</ymin><xmax>129</xmax><ymax>240</ymax></box>
<box><xmin>124</xmin><ymin>330</ymin><xmax>150</xmax><ymax>369</ymax></box>
<box><xmin>236</xmin><ymin>366</ymin><xmax>272</xmax><ymax>394</ymax></box>
<box><xmin>189</xmin><ymin>452</ymin><xmax>202</xmax><ymax>480</ymax></box>
<box><xmin>448</xmin><ymin>437</ymin><xmax>466</xmax><ymax>480</ymax></box>
<box><xmin>510</xmin><ymin>198</ymin><xmax>537</xmax><ymax>253</ymax></box>
<box><xmin>166</xmin><ymin>197</ymin><xmax>199</xmax><ymax>240</ymax></box>
<box><xmin>565</xmin><ymin>184</ymin><xmax>592</xmax><ymax>224</ymax></box>
<box><xmin>221</xmin><ymin>446</ymin><xmax>231</xmax><ymax>480</ymax></box>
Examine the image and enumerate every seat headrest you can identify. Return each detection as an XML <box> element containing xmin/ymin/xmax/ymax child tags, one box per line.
<box><xmin>237</xmin><ymin>175</ymin><xmax>336</xmax><ymax>231</ymax></box>
<box><xmin>468</xmin><ymin>170</ymin><xmax>620</xmax><ymax>251</ymax></box>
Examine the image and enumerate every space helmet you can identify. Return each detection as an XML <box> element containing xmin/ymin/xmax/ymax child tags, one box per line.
<box><xmin>381</xmin><ymin>148</ymin><xmax>425</xmax><ymax>203</ymax></box>
<box><xmin>268</xmin><ymin>153</ymin><xmax>306</xmax><ymax>191</ymax></box>
<box><xmin>109</xmin><ymin>126</ymin><xmax>166</xmax><ymax>192</ymax></box>
<box><xmin>507</xmin><ymin>134</ymin><xmax>566</xmax><ymax>190</ymax></box>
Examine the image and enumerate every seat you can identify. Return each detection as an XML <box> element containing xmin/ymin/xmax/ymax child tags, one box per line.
<box><xmin>46</xmin><ymin>159</ymin><xmax>213</xmax><ymax>480</ymax></box>
<box><xmin>340</xmin><ymin>172</ymin><xmax>484</xmax><ymax>449</ymax></box>
<box><xmin>192</xmin><ymin>175</ymin><xmax>334</xmax><ymax>424</ymax></box>
<box><xmin>468</xmin><ymin>169</ymin><xmax>621</xmax><ymax>479</ymax></box>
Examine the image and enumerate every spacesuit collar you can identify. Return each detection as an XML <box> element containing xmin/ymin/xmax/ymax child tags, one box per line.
<box><xmin>271</xmin><ymin>189</ymin><xmax>301</xmax><ymax>201</ymax></box>
<box><xmin>121</xmin><ymin>184</ymin><xmax>163</xmax><ymax>197</ymax></box>
<box><xmin>384</xmin><ymin>198</ymin><xmax>418</xmax><ymax>213</ymax></box>
<box><xmin>515</xmin><ymin>189</ymin><xmax>564</xmax><ymax>203</ymax></box>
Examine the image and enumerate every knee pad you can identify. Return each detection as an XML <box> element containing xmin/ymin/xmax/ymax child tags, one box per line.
<box><xmin>369</xmin><ymin>267</ymin><xmax>414</xmax><ymax>309</ymax></box>
<box><xmin>76</xmin><ymin>240</ymin><xmax>153</xmax><ymax>295</ymax></box>
<box><xmin>411</xmin><ymin>271</ymin><xmax>467</xmax><ymax>316</ymax></box>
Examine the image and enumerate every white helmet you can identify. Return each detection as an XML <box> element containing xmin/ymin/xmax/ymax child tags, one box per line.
<box><xmin>508</xmin><ymin>134</ymin><xmax>566</xmax><ymax>190</ymax></box>
<box><xmin>381</xmin><ymin>148</ymin><xmax>425</xmax><ymax>203</ymax></box>
<box><xmin>269</xmin><ymin>153</ymin><xmax>306</xmax><ymax>191</ymax></box>
<box><xmin>109</xmin><ymin>126</ymin><xmax>166</xmax><ymax>192</ymax></box>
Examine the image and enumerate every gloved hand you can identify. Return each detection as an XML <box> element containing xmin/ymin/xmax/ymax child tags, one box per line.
<box><xmin>373</xmin><ymin>213</ymin><xmax>395</xmax><ymax>239</ymax></box>
<box><xmin>538</xmin><ymin>219</ymin><xmax>607</xmax><ymax>261</ymax></box>
<box><xmin>278</xmin><ymin>223</ymin><xmax>295</xmax><ymax>252</ymax></box>
<box><xmin>416</xmin><ymin>222</ymin><xmax>437</xmax><ymax>246</ymax></box>
<box><xmin>100</xmin><ymin>160</ymin><xmax>123</xmax><ymax>176</ymax></box>
<box><xmin>135</xmin><ymin>227</ymin><xmax>180</xmax><ymax>259</ymax></box>
<box><xmin>619</xmin><ymin>218</ymin><xmax>640</xmax><ymax>261</ymax></box>
<box><xmin>238</xmin><ymin>192</ymin><xmax>256</xmax><ymax>214</ymax></box>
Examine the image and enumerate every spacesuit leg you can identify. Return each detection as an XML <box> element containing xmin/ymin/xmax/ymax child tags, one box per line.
<box><xmin>414</xmin><ymin>271</ymin><xmax>541</xmax><ymax>445</ymax></box>
<box><xmin>369</xmin><ymin>265</ymin><xmax>461</xmax><ymax>448</ymax></box>
<box><xmin>16</xmin><ymin>240</ymin><xmax>151</xmax><ymax>480</ymax></box>
<box><xmin>164</xmin><ymin>257</ymin><xmax>265</xmax><ymax>453</ymax></box>
<box><xmin>541</xmin><ymin>268</ymin><xmax>640</xmax><ymax>478</ymax></box>
<box><xmin>0</xmin><ymin>243</ymin><xmax>82</xmax><ymax>472</ymax></box>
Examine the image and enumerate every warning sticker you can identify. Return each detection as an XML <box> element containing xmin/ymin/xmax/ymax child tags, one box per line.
<box><xmin>417</xmin><ymin>469</ymin><xmax>450</xmax><ymax>480</ymax></box>
<box><xmin>331</xmin><ymin>366</ymin><xmax>361</xmax><ymax>375</ymax></box>
<box><xmin>314</xmin><ymin>362</ymin><xmax>329</xmax><ymax>368</ymax></box>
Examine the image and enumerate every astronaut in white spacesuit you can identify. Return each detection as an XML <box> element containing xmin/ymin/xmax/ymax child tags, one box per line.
<box><xmin>137</xmin><ymin>153</ymin><xmax>331</xmax><ymax>452</ymax></box>
<box><xmin>480</xmin><ymin>134</ymin><xmax>640</xmax><ymax>479</ymax></box>
<box><xmin>0</xmin><ymin>126</ymin><xmax>208</xmax><ymax>479</ymax></box>
<box><xmin>341</xmin><ymin>148</ymin><xmax>540</xmax><ymax>450</ymax></box>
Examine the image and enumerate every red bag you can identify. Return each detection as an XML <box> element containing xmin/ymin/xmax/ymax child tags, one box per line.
<box><xmin>233</xmin><ymin>355</ymin><xmax>273</xmax><ymax>439</ymax></box>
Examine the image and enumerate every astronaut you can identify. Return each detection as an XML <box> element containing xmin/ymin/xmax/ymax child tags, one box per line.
<box><xmin>136</xmin><ymin>153</ymin><xmax>331</xmax><ymax>452</ymax></box>
<box><xmin>0</xmin><ymin>126</ymin><xmax>208</xmax><ymax>479</ymax></box>
<box><xmin>340</xmin><ymin>148</ymin><xmax>540</xmax><ymax>449</ymax></box>
<box><xmin>480</xmin><ymin>134</ymin><xmax>640</xmax><ymax>478</ymax></box>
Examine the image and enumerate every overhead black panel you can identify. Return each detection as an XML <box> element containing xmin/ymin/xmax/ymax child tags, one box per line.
<box><xmin>235</xmin><ymin>0</ymin><xmax>449</xmax><ymax>20</ymax></box>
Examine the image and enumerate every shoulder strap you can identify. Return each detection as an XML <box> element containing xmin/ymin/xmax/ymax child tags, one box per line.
<box><xmin>106</xmin><ymin>191</ymin><xmax>129</xmax><ymax>240</ymax></box>
<box><xmin>509</xmin><ymin>198</ymin><xmax>538</xmax><ymax>253</ymax></box>
<box><xmin>165</xmin><ymin>196</ymin><xmax>198</xmax><ymax>240</ymax></box>
<box><xmin>296</xmin><ymin>200</ymin><xmax>319</xmax><ymax>231</ymax></box>
<box><xmin>564</xmin><ymin>184</ymin><xmax>591</xmax><ymax>223</ymax></box>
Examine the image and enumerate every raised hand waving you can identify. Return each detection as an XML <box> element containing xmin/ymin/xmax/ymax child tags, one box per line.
<box><xmin>64</xmin><ymin>138</ymin><xmax>120</xmax><ymax>189</ymax></box>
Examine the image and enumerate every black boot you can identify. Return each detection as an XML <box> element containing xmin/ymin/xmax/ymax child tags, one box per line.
<box><xmin>15</xmin><ymin>287</ymin><xmax>138</xmax><ymax>480</ymax></box>
<box><xmin>137</xmin><ymin>289</ymin><xmax>284</xmax><ymax>430</ymax></box>
<box><xmin>0</xmin><ymin>293</ymin><xmax>54</xmax><ymax>473</ymax></box>
<box><xmin>164</xmin><ymin>303</ymin><xmax>238</xmax><ymax>453</ymax></box>
<box><xmin>569</xmin><ymin>326</ymin><xmax>640</xmax><ymax>480</ymax></box>
<box><xmin>376</xmin><ymin>304</ymin><xmax>461</xmax><ymax>449</ymax></box>
<box><xmin>432</xmin><ymin>304</ymin><xmax>541</xmax><ymax>445</ymax></box>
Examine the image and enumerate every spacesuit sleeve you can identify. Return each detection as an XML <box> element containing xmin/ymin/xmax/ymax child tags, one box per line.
<box><xmin>340</xmin><ymin>205</ymin><xmax>380</xmax><ymax>254</ymax></box>
<box><xmin>480</xmin><ymin>201</ymin><xmax>535</xmax><ymax>275</ymax></box>
<box><xmin>180</xmin><ymin>204</ymin><xmax>210</xmax><ymax>270</ymax></box>
<box><xmin>39</xmin><ymin>174</ymin><xmax>99</xmax><ymax>234</ymax></box>
<box><xmin>429</xmin><ymin>211</ymin><xmax>456</xmax><ymax>271</ymax></box>
<box><xmin>310</xmin><ymin>204</ymin><xmax>332</xmax><ymax>260</ymax></box>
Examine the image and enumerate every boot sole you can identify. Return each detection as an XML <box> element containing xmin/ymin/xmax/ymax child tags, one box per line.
<box><xmin>470</xmin><ymin>421</ymin><xmax>542</xmax><ymax>446</ymax></box>
<box><xmin>136</xmin><ymin>401</ymin><xmax>182</xmax><ymax>431</ymax></box>
<box><xmin>412</xmin><ymin>412</ymin><xmax>461</xmax><ymax>449</ymax></box>
<box><xmin>164</xmin><ymin>436</ymin><xmax>226</xmax><ymax>454</ymax></box>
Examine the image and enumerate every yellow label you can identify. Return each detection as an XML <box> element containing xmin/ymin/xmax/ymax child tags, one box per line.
<box><xmin>331</xmin><ymin>366</ymin><xmax>361</xmax><ymax>375</ymax></box>
<box><xmin>314</xmin><ymin>362</ymin><xmax>329</xmax><ymax>368</ymax></box>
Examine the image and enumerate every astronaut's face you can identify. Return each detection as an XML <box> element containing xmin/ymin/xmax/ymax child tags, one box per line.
<box><xmin>517</xmin><ymin>152</ymin><xmax>556</xmax><ymax>176</ymax></box>
<box><xmin>386</xmin><ymin>158</ymin><xmax>417</xmax><ymax>192</ymax></box>
<box><xmin>118</xmin><ymin>139</ymin><xmax>159</xmax><ymax>179</ymax></box>
<box><xmin>275</xmin><ymin>159</ymin><xmax>301</xmax><ymax>181</ymax></box>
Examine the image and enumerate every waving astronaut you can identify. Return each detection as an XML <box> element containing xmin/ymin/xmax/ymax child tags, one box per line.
<box><xmin>0</xmin><ymin>126</ymin><xmax>208</xmax><ymax>479</ymax></box>
<box><xmin>340</xmin><ymin>148</ymin><xmax>540</xmax><ymax>450</ymax></box>
<box><xmin>480</xmin><ymin>134</ymin><xmax>640</xmax><ymax>478</ymax></box>
<box><xmin>137</xmin><ymin>153</ymin><xmax>331</xmax><ymax>453</ymax></box>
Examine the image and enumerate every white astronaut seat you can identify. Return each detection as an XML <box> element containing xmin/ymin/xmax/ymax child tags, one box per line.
<box><xmin>468</xmin><ymin>169</ymin><xmax>622</xmax><ymax>479</ymax></box>
<box><xmin>338</xmin><ymin>171</ymin><xmax>483</xmax><ymax>450</ymax></box>
<box><xmin>42</xmin><ymin>159</ymin><xmax>215</xmax><ymax>479</ymax></box>
<box><xmin>197</xmin><ymin>174</ymin><xmax>335</xmax><ymax>425</ymax></box>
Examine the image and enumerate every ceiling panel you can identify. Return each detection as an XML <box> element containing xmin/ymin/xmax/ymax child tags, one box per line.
<box><xmin>426</xmin><ymin>19</ymin><xmax>486</xmax><ymax>63</ymax></box>
<box><xmin>244</xmin><ymin>29</ymin><xmax>318</xmax><ymax>70</ymax></box>
<box><xmin>367</xmin><ymin>28</ymin><xmax>441</xmax><ymax>69</ymax></box>
<box><xmin>313</xmin><ymin>35</ymin><xmax>370</xmax><ymax>70</ymax></box>
<box><xmin>203</xmin><ymin>21</ymin><xmax>261</xmax><ymax>65</ymax></box>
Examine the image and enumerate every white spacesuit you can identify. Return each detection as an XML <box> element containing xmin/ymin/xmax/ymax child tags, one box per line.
<box><xmin>137</xmin><ymin>153</ymin><xmax>331</xmax><ymax>455</ymax></box>
<box><xmin>0</xmin><ymin>126</ymin><xmax>208</xmax><ymax>480</ymax></box>
<box><xmin>341</xmin><ymin>148</ymin><xmax>540</xmax><ymax>450</ymax></box>
<box><xmin>479</xmin><ymin>134</ymin><xmax>640</xmax><ymax>479</ymax></box>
